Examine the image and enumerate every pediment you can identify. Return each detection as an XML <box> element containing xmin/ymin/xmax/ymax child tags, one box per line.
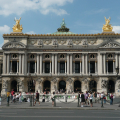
<box><xmin>99</xmin><ymin>41</ymin><xmax>120</xmax><ymax>48</ymax></box>
<box><xmin>2</xmin><ymin>41</ymin><xmax>26</xmax><ymax>49</ymax></box>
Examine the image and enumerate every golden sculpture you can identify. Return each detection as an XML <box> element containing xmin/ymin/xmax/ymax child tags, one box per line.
<box><xmin>102</xmin><ymin>17</ymin><xmax>113</xmax><ymax>32</ymax></box>
<box><xmin>12</xmin><ymin>17</ymin><xmax>23</xmax><ymax>32</ymax></box>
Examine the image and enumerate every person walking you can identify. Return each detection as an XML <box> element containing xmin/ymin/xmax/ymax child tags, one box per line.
<box><xmin>110</xmin><ymin>93</ymin><xmax>113</xmax><ymax>105</ymax></box>
<box><xmin>94</xmin><ymin>92</ymin><xmax>97</xmax><ymax>103</ymax></box>
<box><xmin>51</xmin><ymin>92</ymin><xmax>55</xmax><ymax>107</ymax></box>
<box><xmin>78</xmin><ymin>92</ymin><xmax>81</xmax><ymax>107</ymax></box>
<box><xmin>84</xmin><ymin>91</ymin><xmax>89</xmax><ymax>105</ymax></box>
<box><xmin>89</xmin><ymin>92</ymin><xmax>93</xmax><ymax>107</ymax></box>
<box><xmin>35</xmin><ymin>91</ymin><xmax>40</xmax><ymax>105</ymax></box>
<box><xmin>100</xmin><ymin>92</ymin><xmax>104</xmax><ymax>107</ymax></box>
<box><xmin>11</xmin><ymin>89</ymin><xmax>14</xmax><ymax>103</ymax></box>
<box><xmin>19</xmin><ymin>91</ymin><xmax>22</xmax><ymax>103</ymax></box>
<box><xmin>81</xmin><ymin>92</ymin><xmax>85</xmax><ymax>107</ymax></box>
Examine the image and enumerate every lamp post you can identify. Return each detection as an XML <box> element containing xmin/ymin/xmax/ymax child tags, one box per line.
<box><xmin>115</xmin><ymin>66</ymin><xmax>120</xmax><ymax>107</ymax></box>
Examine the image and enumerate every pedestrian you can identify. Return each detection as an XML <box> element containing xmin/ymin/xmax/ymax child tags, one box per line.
<box><xmin>94</xmin><ymin>92</ymin><xmax>97</xmax><ymax>103</ymax></box>
<box><xmin>19</xmin><ymin>91</ymin><xmax>22</xmax><ymax>103</ymax></box>
<box><xmin>84</xmin><ymin>91</ymin><xmax>89</xmax><ymax>105</ymax></box>
<box><xmin>103</xmin><ymin>94</ymin><xmax>106</xmax><ymax>104</ymax></box>
<box><xmin>42</xmin><ymin>92</ymin><xmax>45</xmax><ymax>102</ymax></box>
<box><xmin>0</xmin><ymin>94</ymin><xmax>1</xmax><ymax>105</ymax></box>
<box><xmin>51</xmin><ymin>92</ymin><xmax>55</xmax><ymax>107</ymax></box>
<box><xmin>100</xmin><ymin>92</ymin><xmax>104</xmax><ymax>107</ymax></box>
<box><xmin>35</xmin><ymin>91</ymin><xmax>40</xmax><ymax>105</ymax></box>
<box><xmin>78</xmin><ymin>92</ymin><xmax>81</xmax><ymax>107</ymax></box>
<box><xmin>89</xmin><ymin>92</ymin><xmax>93</xmax><ymax>107</ymax></box>
<box><xmin>81</xmin><ymin>92</ymin><xmax>85</xmax><ymax>107</ymax></box>
<box><xmin>11</xmin><ymin>89</ymin><xmax>14</xmax><ymax>103</ymax></box>
<box><xmin>110</xmin><ymin>93</ymin><xmax>113</xmax><ymax>105</ymax></box>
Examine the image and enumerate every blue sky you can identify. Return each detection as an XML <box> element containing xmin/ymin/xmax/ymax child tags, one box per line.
<box><xmin>0</xmin><ymin>0</ymin><xmax>120</xmax><ymax>47</ymax></box>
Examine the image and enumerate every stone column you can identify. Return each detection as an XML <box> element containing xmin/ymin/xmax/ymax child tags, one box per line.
<box><xmin>119</xmin><ymin>54</ymin><xmax>120</xmax><ymax>74</ymax></box>
<box><xmin>10</xmin><ymin>60</ymin><xmax>12</xmax><ymax>73</ymax></box>
<box><xmin>37</xmin><ymin>54</ymin><xmax>39</xmax><ymax>74</ymax></box>
<box><xmin>27</xmin><ymin>61</ymin><xmax>30</xmax><ymax>74</ymax></box>
<box><xmin>0</xmin><ymin>63</ymin><xmax>1</xmax><ymax>74</ymax></box>
<box><xmin>17</xmin><ymin>60</ymin><xmax>19</xmax><ymax>73</ymax></box>
<box><xmin>19</xmin><ymin>54</ymin><xmax>22</xmax><ymax>74</ymax></box>
<box><xmin>7</xmin><ymin>54</ymin><xmax>9</xmax><ymax>74</ymax></box>
<box><xmin>52</xmin><ymin>54</ymin><xmax>54</xmax><ymax>74</ymax></box>
<box><xmin>67</xmin><ymin>54</ymin><xmax>69</xmax><ymax>74</ymax></box>
<box><xmin>65</xmin><ymin>61</ymin><xmax>66</xmax><ymax>74</ymax></box>
<box><xmin>40</xmin><ymin>54</ymin><xmax>42</xmax><ymax>74</ymax></box>
<box><xmin>73</xmin><ymin>61</ymin><xmax>75</xmax><ymax>74</ymax></box>
<box><xmin>43</xmin><ymin>61</ymin><xmax>45</xmax><ymax>74</ymax></box>
<box><xmin>89</xmin><ymin>61</ymin><xmax>90</xmax><ymax>74</ymax></box>
<box><xmin>22</xmin><ymin>54</ymin><xmax>25</xmax><ymax>74</ymax></box>
<box><xmin>106</xmin><ymin>60</ymin><xmax>108</xmax><ymax>74</ymax></box>
<box><xmin>70</xmin><ymin>54</ymin><xmax>72</xmax><ymax>74</ymax></box>
<box><xmin>115</xmin><ymin>54</ymin><xmax>118</xmax><ymax>68</ymax></box>
<box><xmin>80</xmin><ymin>61</ymin><xmax>81</xmax><ymax>74</ymax></box>
<box><xmin>58</xmin><ymin>61</ymin><xmax>60</xmax><ymax>74</ymax></box>
<box><xmin>4</xmin><ymin>54</ymin><xmax>7</xmax><ymax>74</ymax></box>
<box><xmin>82</xmin><ymin>54</ymin><xmax>84</xmax><ymax>74</ymax></box>
<box><xmin>104</xmin><ymin>54</ymin><xmax>106</xmax><ymax>74</ymax></box>
<box><xmin>35</xmin><ymin>61</ymin><xmax>36</xmax><ymax>73</ymax></box>
<box><xmin>24</xmin><ymin>53</ymin><xmax>27</xmax><ymax>75</ymax></box>
<box><xmin>86</xmin><ymin>54</ymin><xmax>88</xmax><ymax>74</ymax></box>
<box><xmin>113</xmin><ymin>60</ymin><xmax>115</xmax><ymax>73</ymax></box>
<box><xmin>95</xmin><ymin>61</ymin><xmax>97</xmax><ymax>74</ymax></box>
<box><xmin>55</xmin><ymin>54</ymin><xmax>57</xmax><ymax>75</ymax></box>
<box><xmin>50</xmin><ymin>61</ymin><xmax>51</xmax><ymax>73</ymax></box>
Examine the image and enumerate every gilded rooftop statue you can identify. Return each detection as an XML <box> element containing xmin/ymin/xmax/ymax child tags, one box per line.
<box><xmin>12</xmin><ymin>17</ymin><xmax>23</xmax><ymax>32</ymax></box>
<box><xmin>102</xmin><ymin>17</ymin><xmax>113</xmax><ymax>32</ymax></box>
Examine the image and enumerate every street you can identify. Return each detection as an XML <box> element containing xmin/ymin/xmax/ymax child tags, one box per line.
<box><xmin>0</xmin><ymin>109</ymin><xmax>120</xmax><ymax>120</ymax></box>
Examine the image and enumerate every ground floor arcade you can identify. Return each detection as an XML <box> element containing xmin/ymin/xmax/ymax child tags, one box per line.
<box><xmin>1</xmin><ymin>76</ymin><xmax>120</xmax><ymax>96</ymax></box>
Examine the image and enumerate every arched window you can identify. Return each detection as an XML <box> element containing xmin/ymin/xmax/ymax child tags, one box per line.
<box><xmin>30</xmin><ymin>54</ymin><xmax>34</xmax><ymax>59</ymax></box>
<box><xmin>60</xmin><ymin>54</ymin><xmax>64</xmax><ymax>58</ymax></box>
<box><xmin>90</xmin><ymin>54</ymin><xmax>94</xmax><ymax>58</ymax></box>
<box><xmin>13</xmin><ymin>54</ymin><xmax>17</xmax><ymax>58</ymax></box>
<box><xmin>75</xmin><ymin>54</ymin><xmax>79</xmax><ymax>58</ymax></box>
<box><xmin>108</xmin><ymin>54</ymin><xmax>112</xmax><ymax>58</ymax></box>
<box><xmin>45</xmin><ymin>54</ymin><xmax>49</xmax><ymax>58</ymax></box>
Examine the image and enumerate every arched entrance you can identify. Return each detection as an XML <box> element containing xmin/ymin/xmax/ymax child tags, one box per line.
<box><xmin>59</xmin><ymin>80</ymin><xmax>66</xmax><ymax>93</ymax></box>
<box><xmin>11</xmin><ymin>80</ymin><xmax>17</xmax><ymax>92</ymax></box>
<box><xmin>108</xmin><ymin>80</ymin><xmax>115</xmax><ymax>93</ymax></box>
<box><xmin>89</xmin><ymin>80</ymin><xmax>97</xmax><ymax>92</ymax></box>
<box><xmin>74</xmin><ymin>80</ymin><xmax>81</xmax><ymax>92</ymax></box>
<box><xmin>28</xmin><ymin>80</ymin><xmax>35</xmax><ymax>92</ymax></box>
<box><xmin>43</xmin><ymin>80</ymin><xmax>51</xmax><ymax>92</ymax></box>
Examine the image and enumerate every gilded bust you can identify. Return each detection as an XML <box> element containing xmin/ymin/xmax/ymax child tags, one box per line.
<box><xmin>12</xmin><ymin>17</ymin><xmax>23</xmax><ymax>32</ymax></box>
<box><xmin>102</xmin><ymin>17</ymin><xmax>113</xmax><ymax>32</ymax></box>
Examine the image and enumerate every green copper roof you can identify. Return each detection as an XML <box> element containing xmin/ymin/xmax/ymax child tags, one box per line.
<box><xmin>52</xmin><ymin>19</ymin><xmax>76</xmax><ymax>35</ymax></box>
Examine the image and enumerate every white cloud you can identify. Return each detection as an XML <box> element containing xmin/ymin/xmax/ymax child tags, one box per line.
<box><xmin>0</xmin><ymin>25</ymin><xmax>10</xmax><ymax>34</ymax></box>
<box><xmin>0</xmin><ymin>43</ymin><xmax>3</xmax><ymax>49</ymax></box>
<box><xmin>26</xmin><ymin>31</ymin><xmax>36</xmax><ymax>34</ymax></box>
<box><xmin>0</xmin><ymin>0</ymin><xmax>73</xmax><ymax>16</ymax></box>
<box><xmin>113</xmin><ymin>26</ymin><xmax>120</xmax><ymax>33</ymax></box>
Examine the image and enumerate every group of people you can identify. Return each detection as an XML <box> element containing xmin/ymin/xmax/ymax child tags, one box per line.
<box><xmin>78</xmin><ymin>91</ymin><xmax>114</xmax><ymax>107</ymax></box>
<box><xmin>11</xmin><ymin>89</ymin><xmax>22</xmax><ymax>103</ymax></box>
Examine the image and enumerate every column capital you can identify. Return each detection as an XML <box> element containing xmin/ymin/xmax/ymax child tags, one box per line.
<box><xmin>10</xmin><ymin>60</ymin><xmax>12</xmax><ymax>62</ymax></box>
<box><xmin>95</xmin><ymin>61</ymin><xmax>97</xmax><ymax>63</ymax></box>
<box><xmin>73</xmin><ymin>61</ymin><xmax>75</xmax><ymax>63</ymax></box>
<box><xmin>50</xmin><ymin>61</ymin><xmax>51</xmax><ymax>63</ymax></box>
<box><xmin>106</xmin><ymin>60</ymin><xmax>108</xmax><ymax>62</ymax></box>
<box><xmin>80</xmin><ymin>61</ymin><xmax>82</xmax><ymax>63</ymax></box>
<box><xmin>65</xmin><ymin>61</ymin><xmax>66</xmax><ymax>63</ymax></box>
<box><xmin>17</xmin><ymin>60</ymin><xmax>19</xmax><ymax>62</ymax></box>
<box><xmin>28</xmin><ymin>61</ymin><xmax>30</xmax><ymax>63</ymax></box>
<box><xmin>113</xmin><ymin>60</ymin><xmax>115</xmax><ymax>62</ymax></box>
<box><xmin>35</xmin><ymin>61</ymin><xmax>36</xmax><ymax>63</ymax></box>
<box><xmin>58</xmin><ymin>61</ymin><xmax>60</xmax><ymax>63</ymax></box>
<box><xmin>43</xmin><ymin>61</ymin><xmax>45</xmax><ymax>63</ymax></box>
<box><xmin>88</xmin><ymin>61</ymin><xmax>90</xmax><ymax>63</ymax></box>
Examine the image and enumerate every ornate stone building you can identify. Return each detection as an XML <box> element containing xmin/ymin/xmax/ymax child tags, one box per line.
<box><xmin>0</xmin><ymin>17</ymin><xmax>120</xmax><ymax>95</ymax></box>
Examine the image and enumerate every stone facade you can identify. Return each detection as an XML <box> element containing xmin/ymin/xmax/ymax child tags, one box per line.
<box><xmin>0</xmin><ymin>19</ymin><xmax>120</xmax><ymax>96</ymax></box>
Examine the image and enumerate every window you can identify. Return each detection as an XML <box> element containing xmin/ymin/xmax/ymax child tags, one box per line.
<box><xmin>75</xmin><ymin>54</ymin><xmax>79</xmax><ymax>58</ymax></box>
<box><xmin>75</xmin><ymin>62</ymin><xmax>80</xmax><ymax>73</ymax></box>
<box><xmin>60</xmin><ymin>62</ymin><xmax>65</xmax><ymax>73</ymax></box>
<box><xmin>45</xmin><ymin>54</ymin><xmax>49</xmax><ymax>58</ymax></box>
<box><xmin>90</xmin><ymin>54</ymin><xmax>94</xmax><ymax>58</ymax></box>
<box><xmin>45</xmin><ymin>62</ymin><xmax>50</xmax><ymax>73</ymax></box>
<box><xmin>30</xmin><ymin>54</ymin><xmax>34</xmax><ymax>59</ymax></box>
<box><xmin>13</xmin><ymin>54</ymin><xmax>17</xmax><ymax>58</ymax></box>
<box><xmin>60</xmin><ymin>54</ymin><xmax>64</xmax><ymax>58</ymax></box>
<box><xmin>30</xmin><ymin>62</ymin><xmax>35</xmax><ymax>73</ymax></box>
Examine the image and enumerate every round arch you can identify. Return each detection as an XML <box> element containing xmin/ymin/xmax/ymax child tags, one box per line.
<box><xmin>107</xmin><ymin>80</ymin><xmax>115</xmax><ymax>93</ymax></box>
<box><xmin>59</xmin><ymin>80</ymin><xmax>66</xmax><ymax>93</ymax></box>
<box><xmin>89</xmin><ymin>80</ymin><xmax>97</xmax><ymax>92</ymax></box>
<box><xmin>11</xmin><ymin>80</ymin><xmax>17</xmax><ymax>92</ymax></box>
<box><xmin>43</xmin><ymin>80</ymin><xmax>51</xmax><ymax>93</ymax></box>
<box><xmin>74</xmin><ymin>80</ymin><xmax>81</xmax><ymax>92</ymax></box>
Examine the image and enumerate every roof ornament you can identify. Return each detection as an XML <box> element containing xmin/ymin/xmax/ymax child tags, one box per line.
<box><xmin>61</xmin><ymin>18</ymin><xmax>66</xmax><ymax>28</ymax></box>
<box><xmin>102</xmin><ymin>17</ymin><xmax>113</xmax><ymax>32</ymax></box>
<box><xmin>12</xmin><ymin>17</ymin><xmax>23</xmax><ymax>32</ymax></box>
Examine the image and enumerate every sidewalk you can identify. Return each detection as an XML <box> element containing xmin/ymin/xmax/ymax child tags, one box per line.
<box><xmin>0</xmin><ymin>101</ymin><xmax>120</xmax><ymax>110</ymax></box>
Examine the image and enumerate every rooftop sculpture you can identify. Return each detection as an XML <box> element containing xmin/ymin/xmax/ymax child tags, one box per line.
<box><xmin>102</xmin><ymin>17</ymin><xmax>113</xmax><ymax>32</ymax></box>
<box><xmin>12</xmin><ymin>17</ymin><xmax>23</xmax><ymax>32</ymax></box>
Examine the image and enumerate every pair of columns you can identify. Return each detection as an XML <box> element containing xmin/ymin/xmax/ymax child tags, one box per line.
<box><xmin>3</xmin><ymin>54</ymin><xmax>25</xmax><ymax>74</ymax></box>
